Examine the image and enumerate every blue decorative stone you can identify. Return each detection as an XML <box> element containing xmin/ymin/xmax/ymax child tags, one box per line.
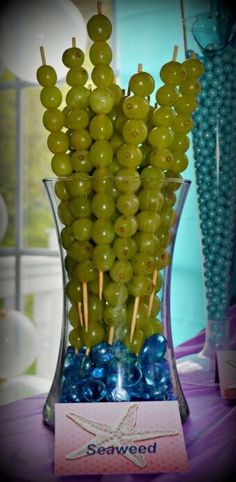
<box><xmin>107</xmin><ymin>387</ymin><xmax>131</xmax><ymax>402</ymax></box>
<box><xmin>90</xmin><ymin>342</ymin><xmax>113</xmax><ymax>366</ymax></box>
<box><xmin>91</xmin><ymin>366</ymin><xmax>106</xmax><ymax>380</ymax></box>
<box><xmin>82</xmin><ymin>380</ymin><xmax>106</xmax><ymax>402</ymax></box>
<box><xmin>138</xmin><ymin>334</ymin><xmax>167</xmax><ymax>365</ymax></box>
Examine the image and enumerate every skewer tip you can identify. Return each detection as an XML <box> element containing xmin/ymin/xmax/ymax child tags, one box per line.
<box><xmin>40</xmin><ymin>46</ymin><xmax>46</xmax><ymax>65</ymax></box>
<box><xmin>172</xmin><ymin>45</ymin><xmax>178</xmax><ymax>61</ymax></box>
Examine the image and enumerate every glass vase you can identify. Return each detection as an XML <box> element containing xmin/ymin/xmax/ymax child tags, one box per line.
<box><xmin>178</xmin><ymin>11</ymin><xmax>236</xmax><ymax>378</ymax></box>
<box><xmin>42</xmin><ymin>175</ymin><xmax>190</xmax><ymax>429</ymax></box>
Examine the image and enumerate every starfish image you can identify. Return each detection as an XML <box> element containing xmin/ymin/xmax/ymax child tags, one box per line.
<box><xmin>65</xmin><ymin>404</ymin><xmax>179</xmax><ymax>468</ymax></box>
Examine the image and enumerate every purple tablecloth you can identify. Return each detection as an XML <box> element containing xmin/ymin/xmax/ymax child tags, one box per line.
<box><xmin>0</xmin><ymin>306</ymin><xmax>236</xmax><ymax>482</ymax></box>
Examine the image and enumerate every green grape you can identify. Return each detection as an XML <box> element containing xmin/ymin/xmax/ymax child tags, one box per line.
<box><xmin>128</xmin><ymin>274</ymin><xmax>153</xmax><ymax>297</ymax></box>
<box><xmin>66</xmin><ymin>66</ymin><xmax>88</xmax><ymax>86</ymax></box>
<box><xmin>108</xmin><ymin>83</ymin><xmax>123</xmax><ymax>106</ymax></box>
<box><xmin>129</xmin><ymin>71</ymin><xmax>155</xmax><ymax>96</ymax></box>
<box><xmin>71</xmin><ymin>217</ymin><xmax>93</xmax><ymax>241</ymax></box>
<box><xmin>71</xmin><ymin>149</ymin><xmax>93</xmax><ymax>173</ymax></box>
<box><xmin>140</xmin><ymin>143</ymin><xmax>152</xmax><ymax>167</ymax></box>
<box><xmin>51</xmin><ymin>153</ymin><xmax>73</xmax><ymax>176</ymax></box>
<box><xmin>175</xmin><ymin>95</ymin><xmax>197</xmax><ymax>114</ymax></box>
<box><xmin>144</xmin><ymin>105</ymin><xmax>155</xmax><ymax>129</ymax></box>
<box><xmin>47</xmin><ymin>131</ymin><xmax>69</xmax><ymax>154</ymax></box>
<box><xmin>132</xmin><ymin>253</ymin><xmax>157</xmax><ymax>275</ymax></box>
<box><xmin>61</xmin><ymin>226</ymin><xmax>74</xmax><ymax>250</ymax></box>
<box><xmin>159</xmin><ymin>207</ymin><xmax>176</xmax><ymax>228</ymax></box>
<box><xmin>92</xmin><ymin>219</ymin><xmax>115</xmax><ymax>244</ymax></box>
<box><xmin>156</xmin><ymin>250</ymin><xmax>171</xmax><ymax>270</ymax></box>
<box><xmin>110</xmin><ymin>132</ymin><xmax>123</xmax><ymax>154</ymax></box>
<box><xmin>66</xmin><ymin>86</ymin><xmax>89</xmax><ymax>109</ymax></box>
<box><xmin>64</xmin><ymin>254</ymin><xmax>76</xmax><ymax>277</ymax></box>
<box><xmin>104</xmin><ymin>282</ymin><xmax>129</xmax><ymax>305</ymax></box>
<box><xmin>165</xmin><ymin>171</ymin><xmax>182</xmax><ymax>191</ymax></box>
<box><xmin>87</xmin><ymin>13</ymin><xmax>112</xmax><ymax>41</ymax></box>
<box><xmin>62</xmin><ymin>47</ymin><xmax>85</xmax><ymax>68</ymax></box>
<box><xmin>138</xmin><ymin>189</ymin><xmax>163</xmax><ymax>211</ymax></box>
<box><xmin>122</xmin><ymin>119</ymin><xmax>148</xmax><ymax>145</ymax></box>
<box><xmin>81</xmin><ymin>321</ymin><xmax>105</xmax><ymax>349</ymax></box>
<box><xmin>117</xmin><ymin>144</ymin><xmax>142</xmax><ymax>168</ymax></box>
<box><xmin>162</xmin><ymin>189</ymin><xmax>176</xmax><ymax>208</ymax></box>
<box><xmin>89</xmin><ymin>87</ymin><xmax>114</xmax><ymax>114</ymax></box>
<box><xmin>92</xmin><ymin>63</ymin><xmax>114</xmax><ymax>87</ymax></box>
<box><xmin>109</xmin><ymin>159</ymin><xmax>120</xmax><ymax>175</ymax></box>
<box><xmin>92</xmin><ymin>243</ymin><xmax>115</xmax><ymax>271</ymax></box>
<box><xmin>55</xmin><ymin>180</ymin><xmax>70</xmax><ymax>200</ymax></box>
<box><xmin>65</xmin><ymin>108</ymin><xmax>89</xmax><ymax>130</ymax></box>
<box><xmin>40</xmin><ymin>86</ymin><xmax>62</xmax><ymax>108</ymax></box>
<box><xmin>74</xmin><ymin>260</ymin><xmax>98</xmax><ymax>283</ymax></box>
<box><xmin>116</xmin><ymin>192</ymin><xmax>139</xmax><ymax>216</ymax></box>
<box><xmin>171</xmin><ymin>113</ymin><xmax>194</xmax><ymax>133</ymax></box>
<box><xmin>157</xmin><ymin>226</ymin><xmax>172</xmax><ymax>248</ymax></box>
<box><xmin>140</xmin><ymin>165</ymin><xmax>165</xmax><ymax>190</ymax></box>
<box><xmin>65</xmin><ymin>278</ymin><xmax>82</xmax><ymax>303</ymax></box>
<box><xmin>69</xmin><ymin>196</ymin><xmax>91</xmax><ymax>218</ymax></box>
<box><xmin>103</xmin><ymin>305</ymin><xmax>126</xmax><ymax>327</ymax></box>
<box><xmin>127</xmin><ymin>303</ymin><xmax>146</xmax><ymax>330</ymax></box>
<box><xmin>136</xmin><ymin>211</ymin><xmax>160</xmax><ymax>233</ymax></box>
<box><xmin>142</xmin><ymin>317</ymin><xmax>163</xmax><ymax>338</ymax></box>
<box><xmin>110</xmin><ymin>260</ymin><xmax>133</xmax><ymax>283</ymax></box>
<box><xmin>92</xmin><ymin>167</ymin><xmax>114</xmax><ymax>193</ymax></box>
<box><xmin>134</xmin><ymin>232</ymin><xmax>159</xmax><ymax>255</ymax></box>
<box><xmin>43</xmin><ymin>108</ymin><xmax>64</xmax><ymax>131</ymax></box>
<box><xmin>122</xmin><ymin>95</ymin><xmax>149</xmax><ymax>119</ymax></box>
<box><xmin>70</xmin><ymin>128</ymin><xmax>92</xmax><ymax>150</ymax></box>
<box><xmin>69</xmin><ymin>305</ymin><xmax>80</xmax><ymax>328</ymax></box>
<box><xmin>108</xmin><ymin>105</ymin><xmax>119</xmax><ymax>123</ymax></box>
<box><xmin>170</xmin><ymin>132</ymin><xmax>190</xmax><ymax>152</ymax></box>
<box><xmin>140</xmin><ymin>296</ymin><xmax>161</xmax><ymax>317</ymax></box>
<box><xmin>124</xmin><ymin>329</ymin><xmax>144</xmax><ymax>355</ymax></box>
<box><xmin>114</xmin><ymin>215</ymin><xmax>137</xmax><ymax>237</ymax></box>
<box><xmin>37</xmin><ymin>64</ymin><xmax>57</xmax><ymax>86</ymax></box>
<box><xmin>88</xmin><ymin>295</ymin><xmax>104</xmax><ymax>323</ymax></box>
<box><xmin>152</xmin><ymin>106</ymin><xmax>175</xmax><ymax>127</ymax></box>
<box><xmin>91</xmin><ymin>193</ymin><xmax>115</xmax><ymax>218</ymax></box>
<box><xmin>170</xmin><ymin>151</ymin><xmax>188</xmax><ymax>173</ymax></box>
<box><xmin>179</xmin><ymin>78</ymin><xmax>201</xmax><ymax>96</ymax></box>
<box><xmin>69</xmin><ymin>240</ymin><xmax>93</xmax><ymax>262</ymax></box>
<box><xmin>150</xmin><ymin>148</ymin><xmax>174</xmax><ymax>170</ymax></box>
<box><xmin>114</xmin><ymin>113</ymin><xmax>127</xmax><ymax>134</ymax></box>
<box><xmin>89</xmin><ymin>40</ymin><xmax>112</xmax><ymax>65</ymax></box>
<box><xmin>89</xmin><ymin>140</ymin><xmax>113</xmax><ymax>167</ymax></box>
<box><xmin>115</xmin><ymin>168</ymin><xmax>141</xmax><ymax>193</ymax></box>
<box><xmin>160</xmin><ymin>60</ymin><xmax>186</xmax><ymax>85</ymax></box>
<box><xmin>88</xmin><ymin>273</ymin><xmax>110</xmax><ymax>295</ymax></box>
<box><xmin>113</xmin><ymin>237</ymin><xmax>137</xmax><ymax>260</ymax></box>
<box><xmin>155</xmin><ymin>85</ymin><xmax>179</xmax><ymax>106</ymax></box>
<box><xmin>148</xmin><ymin>126</ymin><xmax>174</xmax><ymax>149</ymax></box>
<box><xmin>89</xmin><ymin>114</ymin><xmax>113</xmax><ymax>140</ymax></box>
<box><xmin>58</xmin><ymin>201</ymin><xmax>74</xmax><ymax>226</ymax></box>
<box><xmin>182</xmin><ymin>58</ymin><xmax>205</xmax><ymax>78</ymax></box>
<box><xmin>66</xmin><ymin>173</ymin><xmax>92</xmax><ymax>197</ymax></box>
<box><xmin>69</xmin><ymin>327</ymin><xmax>83</xmax><ymax>351</ymax></box>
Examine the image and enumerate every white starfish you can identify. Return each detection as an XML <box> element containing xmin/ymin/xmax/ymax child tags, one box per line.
<box><xmin>65</xmin><ymin>404</ymin><xmax>179</xmax><ymax>468</ymax></box>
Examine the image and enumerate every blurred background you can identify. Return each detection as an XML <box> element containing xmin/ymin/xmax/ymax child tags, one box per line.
<box><xmin>0</xmin><ymin>0</ymin><xmax>235</xmax><ymax>404</ymax></box>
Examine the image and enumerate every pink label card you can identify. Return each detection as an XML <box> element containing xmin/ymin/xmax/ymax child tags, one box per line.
<box><xmin>216</xmin><ymin>350</ymin><xmax>236</xmax><ymax>399</ymax></box>
<box><xmin>54</xmin><ymin>401</ymin><xmax>188</xmax><ymax>475</ymax></box>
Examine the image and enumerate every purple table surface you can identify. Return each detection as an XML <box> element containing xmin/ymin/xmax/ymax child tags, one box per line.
<box><xmin>0</xmin><ymin>306</ymin><xmax>236</xmax><ymax>482</ymax></box>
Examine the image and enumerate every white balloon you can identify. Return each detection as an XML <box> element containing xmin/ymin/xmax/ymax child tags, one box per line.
<box><xmin>0</xmin><ymin>375</ymin><xmax>51</xmax><ymax>405</ymax></box>
<box><xmin>0</xmin><ymin>0</ymin><xmax>87</xmax><ymax>83</ymax></box>
<box><xmin>0</xmin><ymin>194</ymin><xmax>8</xmax><ymax>242</ymax></box>
<box><xmin>0</xmin><ymin>309</ymin><xmax>39</xmax><ymax>379</ymax></box>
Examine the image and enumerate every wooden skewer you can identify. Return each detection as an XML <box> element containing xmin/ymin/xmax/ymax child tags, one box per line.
<box><xmin>172</xmin><ymin>45</ymin><xmax>178</xmax><ymax>61</ymax></box>
<box><xmin>72</xmin><ymin>37</ymin><xmax>76</xmax><ymax>47</ymax></box>
<box><xmin>97</xmin><ymin>1</ymin><xmax>102</xmax><ymax>14</ymax></box>
<box><xmin>108</xmin><ymin>325</ymin><xmax>115</xmax><ymax>345</ymax></box>
<box><xmin>98</xmin><ymin>270</ymin><xmax>103</xmax><ymax>300</ymax></box>
<box><xmin>190</xmin><ymin>51</ymin><xmax>195</xmax><ymax>59</ymax></box>
<box><xmin>138</xmin><ymin>63</ymin><xmax>143</xmax><ymax>72</ymax></box>
<box><xmin>77</xmin><ymin>301</ymin><xmax>84</xmax><ymax>327</ymax></box>
<box><xmin>82</xmin><ymin>282</ymin><xmax>88</xmax><ymax>332</ymax></box>
<box><xmin>130</xmin><ymin>296</ymin><xmax>140</xmax><ymax>342</ymax></box>
<box><xmin>148</xmin><ymin>270</ymin><xmax>158</xmax><ymax>316</ymax></box>
<box><xmin>40</xmin><ymin>46</ymin><xmax>46</xmax><ymax>65</ymax></box>
<box><xmin>179</xmin><ymin>0</ymin><xmax>188</xmax><ymax>56</ymax></box>
<box><xmin>85</xmin><ymin>346</ymin><xmax>90</xmax><ymax>356</ymax></box>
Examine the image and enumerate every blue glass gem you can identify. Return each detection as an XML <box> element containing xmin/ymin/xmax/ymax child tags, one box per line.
<box><xmin>91</xmin><ymin>366</ymin><xmax>106</xmax><ymax>380</ymax></box>
<box><xmin>123</xmin><ymin>364</ymin><xmax>142</xmax><ymax>388</ymax></box>
<box><xmin>90</xmin><ymin>342</ymin><xmax>113</xmax><ymax>366</ymax></box>
<box><xmin>64</xmin><ymin>347</ymin><xmax>76</xmax><ymax>367</ymax></box>
<box><xmin>74</xmin><ymin>354</ymin><xmax>92</xmax><ymax>378</ymax></box>
<box><xmin>130</xmin><ymin>382</ymin><xmax>153</xmax><ymax>401</ymax></box>
<box><xmin>138</xmin><ymin>334</ymin><xmax>167</xmax><ymax>365</ymax></box>
<box><xmin>111</xmin><ymin>341</ymin><xmax>128</xmax><ymax>358</ymax></box>
<box><xmin>143</xmin><ymin>363</ymin><xmax>163</xmax><ymax>386</ymax></box>
<box><xmin>107</xmin><ymin>387</ymin><xmax>131</xmax><ymax>402</ymax></box>
<box><xmin>82</xmin><ymin>380</ymin><xmax>106</xmax><ymax>402</ymax></box>
<box><xmin>68</xmin><ymin>383</ymin><xmax>83</xmax><ymax>403</ymax></box>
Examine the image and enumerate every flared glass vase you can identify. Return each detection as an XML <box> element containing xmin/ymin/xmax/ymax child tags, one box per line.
<box><xmin>42</xmin><ymin>175</ymin><xmax>190</xmax><ymax>429</ymax></box>
<box><xmin>178</xmin><ymin>12</ymin><xmax>236</xmax><ymax>377</ymax></box>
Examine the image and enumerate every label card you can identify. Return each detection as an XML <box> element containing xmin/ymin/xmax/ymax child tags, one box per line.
<box><xmin>54</xmin><ymin>401</ymin><xmax>188</xmax><ymax>475</ymax></box>
<box><xmin>216</xmin><ymin>350</ymin><xmax>236</xmax><ymax>399</ymax></box>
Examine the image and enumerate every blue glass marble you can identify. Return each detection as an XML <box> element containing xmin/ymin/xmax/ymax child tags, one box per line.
<box><xmin>107</xmin><ymin>387</ymin><xmax>131</xmax><ymax>402</ymax></box>
<box><xmin>90</xmin><ymin>342</ymin><xmax>113</xmax><ymax>366</ymax></box>
<box><xmin>130</xmin><ymin>382</ymin><xmax>153</xmax><ymax>401</ymax></box>
<box><xmin>143</xmin><ymin>362</ymin><xmax>163</xmax><ymax>386</ymax></box>
<box><xmin>91</xmin><ymin>366</ymin><xmax>106</xmax><ymax>380</ymax></box>
<box><xmin>75</xmin><ymin>354</ymin><xmax>92</xmax><ymax>378</ymax></box>
<box><xmin>139</xmin><ymin>334</ymin><xmax>167</xmax><ymax>366</ymax></box>
<box><xmin>82</xmin><ymin>380</ymin><xmax>106</xmax><ymax>402</ymax></box>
